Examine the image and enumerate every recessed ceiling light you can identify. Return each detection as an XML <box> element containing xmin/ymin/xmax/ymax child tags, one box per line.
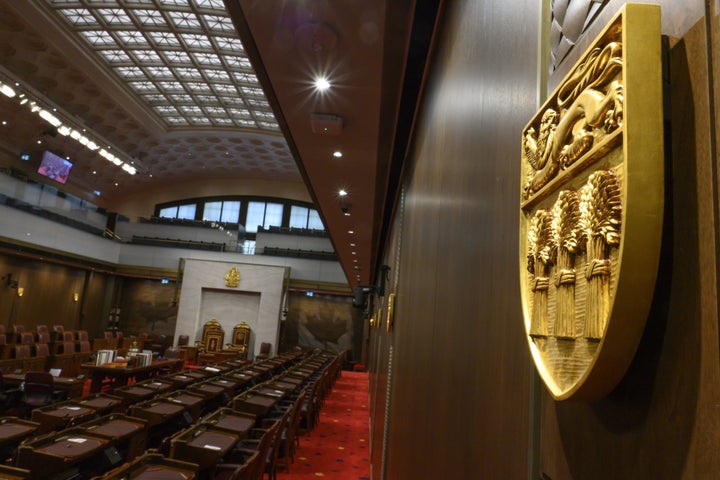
<box><xmin>1</xmin><ymin>121</ymin><xmax>6</xmax><ymax>125</ymax></box>
<box><xmin>344</xmin><ymin>212</ymin><xmax>351</xmax><ymax>216</ymax></box>
<box><xmin>92</xmin><ymin>171</ymin><xmax>96</xmax><ymax>175</ymax></box>
<box><xmin>348</xmin><ymin>230</ymin><xmax>354</xmax><ymax>234</ymax></box>
<box><xmin>353</xmin><ymin>259</ymin><xmax>358</xmax><ymax>263</ymax></box>
<box><xmin>350</xmin><ymin>243</ymin><xmax>356</xmax><ymax>247</ymax></box>
<box><xmin>333</xmin><ymin>151</ymin><xmax>342</xmax><ymax>158</ymax></box>
<box><xmin>351</xmin><ymin>251</ymin><xmax>356</xmax><ymax>255</ymax></box>
<box><xmin>338</xmin><ymin>189</ymin><xmax>347</xmax><ymax>196</ymax></box>
<box><xmin>314</xmin><ymin>77</ymin><xmax>331</xmax><ymax>91</ymax></box>
<box><xmin>114</xmin><ymin>182</ymin><xmax>119</xmax><ymax>186</ymax></box>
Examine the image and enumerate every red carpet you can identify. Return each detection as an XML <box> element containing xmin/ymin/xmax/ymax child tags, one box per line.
<box><xmin>279</xmin><ymin>371</ymin><xmax>370</xmax><ymax>480</ymax></box>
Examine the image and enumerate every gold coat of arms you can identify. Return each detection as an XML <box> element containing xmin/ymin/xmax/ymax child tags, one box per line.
<box><xmin>519</xmin><ymin>4</ymin><xmax>663</xmax><ymax>401</ymax></box>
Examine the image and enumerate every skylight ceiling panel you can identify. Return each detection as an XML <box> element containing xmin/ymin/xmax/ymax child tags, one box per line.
<box><xmin>157</xmin><ymin>81</ymin><xmax>185</xmax><ymax>92</ymax></box>
<box><xmin>99</xmin><ymin>49</ymin><xmax>132</xmax><ymax>64</ymax></box>
<box><xmin>131</xmin><ymin>49</ymin><xmax>162</xmax><ymax>64</ymax></box>
<box><xmin>192</xmin><ymin>0</ymin><xmax>226</xmax><ymax>12</ymax></box>
<box><xmin>213</xmin><ymin>37</ymin><xmax>244</xmax><ymax>53</ymax></box>
<box><xmin>174</xmin><ymin>67</ymin><xmax>203</xmax><ymax>80</ymax></box>
<box><xmin>130</xmin><ymin>8</ymin><xmax>168</xmax><ymax>27</ymax></box>
<box><xmin>59</xmin><ymin>8</ymin><xmax>98</xmax><ymax>26</ymax></box>
<box><xmin>258</xmin><ymin>122</ymin><xmax>278</xmax><ymax>129</ymax></box>
<box><xmin>228</xmin><ymin>108</ymin><xmax>251</xmax><ymax>118</ymax></box>
<box><xmin>192</xmin><ymin>52</ymin><xmax>221</xmax><ymax>66</ymax></box>
<box><xmin>194</xmin><ymin>94</ymin><xmax>219</xmax><ymax>105</ymax></box>
<box><xmin>166</xmin><ymin>116</ymin><xmax>188</xmax><ymax>125</ymax></box>
<box><xmin>181</xmin><ymin>34</ymin><xmax>214</xmax><ymax>51</ymax></box>
<box><xmin>179</xmin><ymin>105</ymin><xmax>202</xmax><ymax>114</ymax></box>
<box><xmin>236</xmin><ymin>119</ymin><xmax>256</xmax><ymax>127</ymax></box>
<box><xmin>188</xmin><ymin>116</ymin><xmax>211</xmax><ymax>125</ymax></box>
<box><xmin>202</xmin><ymin>69</ymin><xmax>230</xmax><ymax>82</ymax></box>
<box><xmin>128</xmin><ymin>81</ymin><xmax>158</xmax><ymax>92</ymax></box>
<box><xmin>231</xmin><ymin>72</ymin><xmax>258</xmax><ymax>85</ymax></box>
<box><xmin>97</xmin><ymin>8</ymin><xmax>133</xmax><ymax>26</ymax></box>
<box><xmin>168</xmin><ymin>10</ymin><xmax>202</xmax><ymax>30</ymax></box>
<box><xmin>162</xmin><ymin>51</ymin><xmax>193</xmax><ymax>65</ymax></box>
<box><xmin>169</xmin><ymin>94</ymin><xmax>194</xmax><ymax>104</ymax></box>
<box><xmin>155</xmin><ymin>105</ymin><xmax>179</xmax><ymax>115</ymax></box>
<box><xmin>144</xmin><ymin>66</ymin><xmax>174</xmax><ymax>80</ymax></box>
<box><xmin>116</xmin><ymin>66</ymin><xmax>146</xmax><ymax>79</ymax></box>
<box><xmin>148</xmin><ymin>31</ymin><xmax>180</xmax><ymax>48</ymax></box>
<box><xmin>201</xmin><ymin>15</ymin><xmax>235</xmax><ymax>33</ymax></box>
<box><xmin>142</xmin><ymin>93</ymin><xmax>168</xmax><ymax>103</ymax></box>
<box><xmin>79</xmin><ymin>30</ymin><xmax>117</xmax><ymax>47</ymax></box>
<box><xmin>115</xmin><ymin>30</ymin><xmax>149</xmax><ymax>47</ymax></box>
<box><xmin>223</xmin><ymin>56</ymin><xmax>252</xmax><ymax>70</ymax></box>
<box><xmin>212</xmin><ymin>118</ymin><xmax>233</xmax><ymax>125</ymax></box>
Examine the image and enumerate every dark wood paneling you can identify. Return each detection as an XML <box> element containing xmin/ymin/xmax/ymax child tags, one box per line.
<box><xmin>538</xmin><ymin>13</ymin><xmax>720</xmax><ymax>480</ymax></box>
<box><xmin>375</xmin><ymin>0</ymin><xmax>540</xmax><ymax>477</ymax></box>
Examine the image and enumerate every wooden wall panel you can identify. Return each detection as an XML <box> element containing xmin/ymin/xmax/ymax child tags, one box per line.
<box><xmin>378</xmin><ymin>0</ymin><xmax>540</xmax><ymax>477</ymax></box>
<box><xmin>0</xmin><ymin>253</ymin><xmax>116</xmax><ymax>335</ymax></box>
<box><xmin>537</xmin><ymin>5</ymin><xmax>720</xmax><ymax>480</ymax></box>
<box><xmin>372</xmin><ymin>0</ymin><xmax>720</xmax><ymax>478</ymax></box>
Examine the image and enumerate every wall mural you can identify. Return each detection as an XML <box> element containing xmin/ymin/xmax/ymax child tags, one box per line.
<box><xmin>119</xmin><ymin>278</ymin><xmax>178</xmax><ymax>338</ymax></box>
<box><xmin>281</xmin><ymin>291</ymin><xmax>363</xmax><ymax>362</ymax></box>
<box><xmin>519</xmin><ymin>4</ymin><xmax>663</xmax><ymax>401</ymax></box>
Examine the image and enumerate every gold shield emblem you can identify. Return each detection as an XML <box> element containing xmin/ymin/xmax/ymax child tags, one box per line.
<box><xmin>519</xmin><ymin>4</ymin><xmax>663</xmax><ymax>401</ymax></box>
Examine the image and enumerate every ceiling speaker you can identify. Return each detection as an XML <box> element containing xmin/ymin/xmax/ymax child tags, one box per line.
<box><xmin>311</xmin><ymin>113</ymin><xmax>343</xmax><ymax>135</ymax></box>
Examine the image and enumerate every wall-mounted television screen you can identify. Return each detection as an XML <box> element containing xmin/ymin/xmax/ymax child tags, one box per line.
<box><xmin>37</xmin><ymin>150</ymin><xmax>73</xmax><ymax>185</ymax></box>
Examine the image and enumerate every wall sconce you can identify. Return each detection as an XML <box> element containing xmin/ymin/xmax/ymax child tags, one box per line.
<box><xmin>17</xmin><ymin>287</ymin><xmax>23</xmax><ymax>297</ymax></box>
<box><xmin>73</xmin><ymin>292</ymin><xmax>79</xmax><ymax>302</ymax></box>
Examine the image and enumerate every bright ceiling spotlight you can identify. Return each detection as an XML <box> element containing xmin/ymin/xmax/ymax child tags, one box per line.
<box><xmin>333</xmin><ymin>151</ymin><xmax>342</xmax><ymax>158</ymax></box>
<box><xmin>338</xmin><ymin>189</ymin><xmax>347</xmax><ymax>196</ymax></box>
<box><xmin>0</xmin><ymin>83</ymin><xmax>16</xmax><ymax>98</ymax></box>
<box><xmin>314</xmin><ymin>77</ymin><xmax>331</xmax><ymax>92</ymax></box>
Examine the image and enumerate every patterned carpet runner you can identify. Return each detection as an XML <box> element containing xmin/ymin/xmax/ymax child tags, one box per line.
<box><xmin>279</xmin><ymin>370</ymin><xmax>370</xmax><ymax>480</ymax></box>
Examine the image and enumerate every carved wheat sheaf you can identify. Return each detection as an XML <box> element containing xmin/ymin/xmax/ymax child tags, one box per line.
<box><xmin>520</xmin><ymin>5</ymin><xmax>663</xmax><ymax>401</ymax></box>
<box><xmin>551</xmin><ymin>190</ymin><xmax>584</xmax><ymax>338</ymax></box>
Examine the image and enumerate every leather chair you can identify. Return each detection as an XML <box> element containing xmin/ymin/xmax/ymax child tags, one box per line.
<box><xmin>255</xmin><ymin>342</ymin><xmax>272</xmax><ymax>361</ymax></box>
<box><xmin>21</xmin><ymin>372</ymin><xmax>62</xmax><ymax>413</ymax></box>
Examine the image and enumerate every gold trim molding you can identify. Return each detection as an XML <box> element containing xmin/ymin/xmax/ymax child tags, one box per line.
<box><xmin>519</xmin><ymin>4</ymin><xmax>663</xmax><ymax>401</ymax></box>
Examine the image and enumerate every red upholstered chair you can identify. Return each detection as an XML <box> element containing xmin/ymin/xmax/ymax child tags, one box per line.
<box><xmin>62</xmin><ymin>332</ymin><xmax>74</xmax><ymax>343</ymax></box>
<box><xmin>104</xmin><ymin>331</ymin><xmax>117</xmax><ymax>349</ymax></box>
<box><xmin>63</xmin><ymin>342</ymin><xmax>76</xmax><ymax>354</ymax></box>
<box><xmin>214</xmin><ymin>450</ymin><xmax>260</xmax><ymax>480</ymax></box>
<box><xmin>37</xmin><ymin>332</ymin><xmax>50</xmax><ymax>345</ymax></box>
<box><xmin>34</xmin><ymin>343</ymin><xmax>49</xmax><ymax>358</ymax></box>
<box><xmin>36</xmin><ymin>325</ymin><xmax>48</xmax><ymax>334</ymax></box>
<box><xmin>78</xmin><ymin>341</ymin><xmax>91</xmax><ymax>353</ymax></box>
<box><xmin>13</xmin><ymin>344</ymin><xmax>31</xmax><ymax>359</ymax></box>
<box><xmin>76</xmin><ymin>331</ymin><xmax>89</xmax><ymax>342</ymax></box>
<box><xmin>255</xmin><ymin>342</ymin><xmax>272</xmax><ymax>361</ymax></box>
<box><xmin>19</xmin><ymin>332</ymin><xmax>34</xmax><ymax>346</ymax></box>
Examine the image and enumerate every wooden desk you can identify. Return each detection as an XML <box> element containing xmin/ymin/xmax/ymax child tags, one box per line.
<box><xmin>159</xmin><ymin>391</ymin><xmax>206</xmax><ymax>421</ymax></box>
<box><xmin>0</xmin><ymin>418</ymin><xmax>39</xmax><ymax>452</ymax></box>
<box><xmin>30</xmin><ymin>402</ymin><xmax>98</xmax><ymax>434</ymax></box>
<box><xmin>130</xmin><ymin>400</ymin><xmax>188</xmax><ymax>428</ymax></box>
<box><xmin>3</xmin><ymin>373</ymin><xmax>85</xmax><ymax>399</ymax></box>
<box><xmin>134</xmin><ymin>378</ymin><xmax>175</xmax><ymax>395</ymax></box>
<box><xmin>113</xmin><ymin>385</ymin><xmax>157</xmax><ymax>403</ymax></box>
<box><xmin>169</xmin><ymin>425</ymin><xmax>240</xmax><ymax>470</ymax></box>
<box><xmin>75</xmin><ymin>393</ymin><xmax>125</xmax><ymax>416</ymax></box>
<box><xmin>81</xmin><ymin>359</ymin><xmax>183</xmax><ymax>393</ymax></box>
<box><xmin>201</xmin><ymin>408</ymin><xmax>255</xmax><ymax>436</ymax></box>
<box><xmin>99</xmin><ymin>453</ymin><xmax>198</xmax><ymax>480</ymax></box>
<box><xmin>164</xmin><ymin>372</ymin><xmax>198</xmax><ymax>389</ymax></box>
<box><xmin>82</xmin><ymin>414</ymin><xmax>148</xmax><ymax>460</ymax></box>
<box><xmin>232</xmin><ymin>392</ymin><xmax>277</xmax><ymax>416</ymax></box>
<box><xmin>16</xmin><ymin>430</ymin><xmax>112</xmax><ymax>477</ymax></box>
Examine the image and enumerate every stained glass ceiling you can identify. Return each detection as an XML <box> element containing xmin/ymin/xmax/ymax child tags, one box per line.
<box><xmin>44</xmin><ymin>0</ymin><xmax>279</xmax><ymax>131</ymax></box>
